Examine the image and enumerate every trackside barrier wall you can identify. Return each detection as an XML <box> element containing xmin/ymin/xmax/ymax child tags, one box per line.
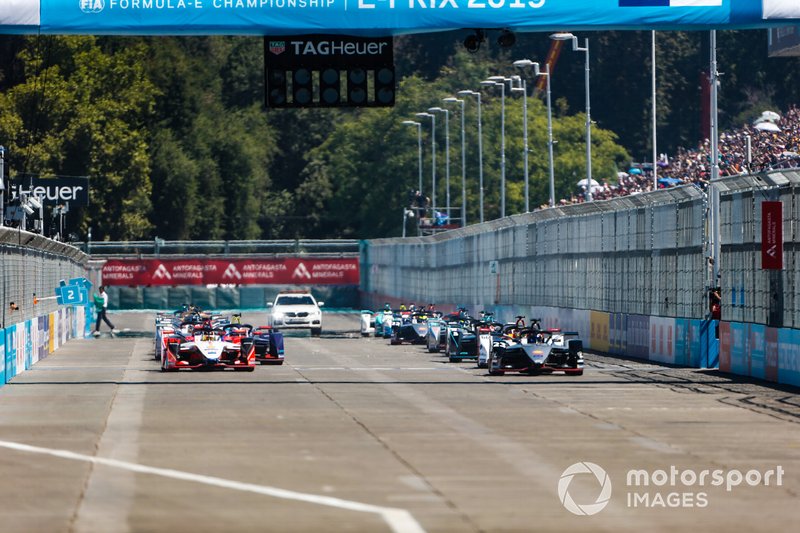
<box><xmin>361</xmin><ymin>172</ymin><xmax>800</xmax><ymax>386</ymax></box>
<box><xmin>715</xmin><ymin>170</ymin><xmax>800</xmax><ymax>386</ymax></box>
<box><xmin>0</xmin><ymin>227</ymin><xmax>91</xmax><ymax>387</ymax></box>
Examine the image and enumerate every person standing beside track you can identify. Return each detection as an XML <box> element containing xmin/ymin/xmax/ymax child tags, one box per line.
<box><xmin>93</xmin><ymin>286</ymin><xmax>118</xmax><ymax>336</ymax></box>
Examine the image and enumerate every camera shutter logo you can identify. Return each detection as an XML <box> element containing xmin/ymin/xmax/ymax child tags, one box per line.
<box><xmin>558</xmin><ymin>462</ymin><xmax>612</xmax><ymax>516</ymax></box>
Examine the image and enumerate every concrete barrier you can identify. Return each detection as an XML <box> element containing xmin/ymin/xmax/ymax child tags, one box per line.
<box><xmin>2</xmin><ymin>305</ymin><xmax>92</xmax><ymax>386</ymax></box>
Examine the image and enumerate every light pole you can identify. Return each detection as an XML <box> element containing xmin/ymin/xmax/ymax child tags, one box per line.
<box><xmin>709</xmin><ymin>30</ymin><xmax>721</xmax><ymax>287</ymax></box>
<box><xmin>429</xmin><ymin>107</ymin><xmax>450</xmax><ymax>220</ymax></box>
<box><xmin>551</xmin><ymin>32</ymin><xmax>592</xmax><ymax>202</ymax></box>
<box><xmin>515</xmin><ymin>59</ymin><xmax>556</xmax><ymax>208</ymax></box>
<box><xmin>402</xmin><ymin>120</ymin><xmax>423</xmax><ymax>195</ymax></box>
<box><xmin>416</xmin><ymin>112</ymin><xmax>436</xmax><ymax>214</ymax></box>
<box><xmin>510</xmin><ymin>76</ymin><xmax>530</xmax><ymax>212</ymax></box>
<box><xmin>481</xmin><ymin>78</ymin><xmax>507</xmax><ymax>218</ymax></box>
<box><xmin>458</xmin><ymin>90</ymin><xmax>484</xmax><ymax>223</ymax></box>
<box><xmin>443</xmin><ymin>97</ymin><xmax>467</xmax><ymax>227</ymax></box>
<box><xmin>652</xmin><ymin>30</ymin><xmax>658</xmax><ymax>190</ymax></box>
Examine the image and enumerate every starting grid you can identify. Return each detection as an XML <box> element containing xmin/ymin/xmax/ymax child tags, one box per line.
<box><xmin>361</xmin><ymin>171</ymin><xmax>800</xmax><ymax>388</ymax></box>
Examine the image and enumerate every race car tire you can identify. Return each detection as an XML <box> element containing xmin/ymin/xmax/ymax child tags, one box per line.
<box><xmin>160</xmin><ymin>367</ymin><xmax>178</xmax><ymax>372</ymax></box>
<box><xmin>448</xmin><ymin>355</ymin><xmax>459</xmax><ymax>363</ymax></box>
<box><xmin>477</xmin><ymin>362</ymin><xmax>487</xmax><ymax>369</ymax></box>
<box><xmin>235</xmin><ymin>366</ymin><xmax>256</xmax><ymax>372</ymax></box>
<box><xmin>428</xmin><ymin>346</ymin><xmax>439</xmax><ymax>353</ymax></box>
<box><xmin>311</xmin><ymin>328</ymin><xmax>322</xmax><ymax>337</ymax></box>
<box><xmin>488</xmin><ymin>370</ymin><xmax>504</xmax><ymax>376</ymax></box>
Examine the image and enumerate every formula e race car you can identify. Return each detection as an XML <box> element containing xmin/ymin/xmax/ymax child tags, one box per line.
<box><xmin>251</xmin><ymin>326</ymin><xmax>285</xmax><ymax>365</ymax></box>
<box><xmin>488</xmin><ymin>329</ymin><xmax>584</xmax><ymax>376</ymax></box>
<box><xmin>374</xmin><ymin>310</ymin><xmax>394</xmax><ymax>338</ymax></box>
<box><xmin>161</xmin><ymin>324</ymin><xmax>256</xmax><ymax>372</ymax></box>
<box><xmin>390</xmin><ymin>312</ymin><xmax>430</xmax><ymax>345</ymax></box>
<box><xmin>360</xmin><ymin>310</ymin><xmax>376</xmax><ymax>336</ymax></box>
<box><xmin>445</xmin><ymin>318</ymin><xmax>494</xmax><ymax>363</ymax></box>
<box><xmin>425</xmin><ymin>315</ymin><xmax>446</xmax><ymax>352</ymax></box>
<box><xmin>154</xmin><ymin>306</ymin><xmax>228</xmax><ymax>361</ymax></box>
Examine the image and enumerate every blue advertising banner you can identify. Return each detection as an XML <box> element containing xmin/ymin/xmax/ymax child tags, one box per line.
<box><xmin>25</xmin><ymin>320</ymin><xmax>33</xmax><ymax>371</ymax></box>
<box><xmin>729</xmin><ymin>322</ymin><xmax>748</xmax><ymax>376</ymax></box>
<box><xmin>0</xmin><ymin>1</ymin><xmax>796</xmax><ymax>35</ymax></box>
<box><xmin>627</xmin><ymin>314</ymin><xmax>650</xmax><ymax>360</ymax></box>
<box><xmin>777</xmin><ymin>327</ymin><xmax>800</xmax><ymax>387</ymax></box>
<box><xmin>5</xmin><ymin>326</ymin><xmax>17</xmax><ymax>381</ymax></box>
<box><xmin>749</xmin><ymin>323</ymin><xmax>765</xmax><ymax>379</ymax></box>
<box><xmin>674</xmin><ymin>318</ymin><xmax>688</xmax><ymax>366</ymax></box>
<box><xmin>0</xmin><ymin>329</ymin><xmax>5</xmax><ymax>386</ymax></box>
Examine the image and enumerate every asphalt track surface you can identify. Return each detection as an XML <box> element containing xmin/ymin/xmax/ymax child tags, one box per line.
<box><xmin>0</xmin><ymin>312</ymin><xmax>797</xmax><ymax>532</ymax></box>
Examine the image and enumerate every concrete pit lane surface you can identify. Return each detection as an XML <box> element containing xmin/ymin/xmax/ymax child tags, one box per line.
<box><xmin>0</xmin><ymin>312</ymin><xmax>797</xmax><ymax>532</ymax></box>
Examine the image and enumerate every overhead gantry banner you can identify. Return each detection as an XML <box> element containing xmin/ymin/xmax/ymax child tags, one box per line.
<box><xmin>1</xmin><ymin>0</ymin><xmax>799</xmax><ymax>35</ymax></box>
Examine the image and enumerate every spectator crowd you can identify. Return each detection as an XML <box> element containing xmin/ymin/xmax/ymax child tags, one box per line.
<box><xmin>555</xmin><ymin>105</ymin><xmax>800</xmax><ymax>207</ymax></box>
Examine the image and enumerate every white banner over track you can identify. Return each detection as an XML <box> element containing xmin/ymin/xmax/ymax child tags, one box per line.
<box><xmin>0</xmin><ymin>0</ymin><xmax>797</xmax><ymax>36</ymax></box>
<box><xmin>0</xmin><ymin>0</ymin><xmax>40</xmax><ymax>26</ymax></box>
<box><xmin>763</xmin><ymin>0</ymin><xmax>800</xmax><ymax>19</ymax></box>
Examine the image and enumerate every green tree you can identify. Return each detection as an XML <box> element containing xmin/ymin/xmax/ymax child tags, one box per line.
<box><xmin>0</xmin><ymin>36</ymin><xmax>155</xmax><ymax>240</ymax></box>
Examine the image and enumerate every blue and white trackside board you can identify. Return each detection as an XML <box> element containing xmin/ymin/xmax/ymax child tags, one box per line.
<box><xmin>0</xmin><ymin>1</ymin><xmax>798</xmax><ymax>35</ymax></box>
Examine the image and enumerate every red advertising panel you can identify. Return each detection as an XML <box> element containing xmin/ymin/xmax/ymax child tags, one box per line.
<box><xmin>102</xmin><ymin>258</ymin><xmax>359</xmax><ymax>286</ymax></box>
<box><xmin>761</xmin><ymin>201</ymin><xmax>783</xmax><ymax>270</ymax></box>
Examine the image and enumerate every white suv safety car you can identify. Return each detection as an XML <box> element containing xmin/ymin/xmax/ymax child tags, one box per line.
<box><xmin>268</xmin><ymin>292</ymin><xmax>324</xmax><ymax>336</ymax></box>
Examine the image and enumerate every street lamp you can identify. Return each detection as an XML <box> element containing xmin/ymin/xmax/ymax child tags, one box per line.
<box><xmin>481</xmin><ymin>78</ymin><xmax>508</xmax><ymax>218</ymax></box>
<box><xmin>402</xmin><ymin>208</ymin><xmax>415</xmax><ymax>238</ymax></box>
<box><xmin>416</xmin><ymin>112</ymin><xmax>436</xmax><ymax>213</ymax></box>
<box><xmin>443</xmin><ymin>97</ymin><xmax>467</xmax><ymax>227</ymax></box>
<box><xmin>510</xmin><ymin>76</ymin><xmax>530</xmax><ymax>212</ymax></box>
<box><xmin>457</xmin><ymin>90</ymin><xmax>484</xmax><ymax>223</ymax></box>
<box><xmin>515</xmin><ymin>59</ymin><xmax>556</xmax><ymax>208</ymax></box>
<box><xmin>401</xmin><ymin>120</ymin><xmax>423</xmax><ymax>195</ymax></box>
<box><xmin>550</xmin><ymin>32</ymin><xmax>592</xmax><ymax>202</ymax></box>
<box><xmin>428</xmin><ymin>107</ymin><xmax>450</xmax><ymax>220</ymax></box>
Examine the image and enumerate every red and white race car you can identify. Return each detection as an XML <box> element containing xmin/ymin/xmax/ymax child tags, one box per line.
<box><xmin>161</xmin><ymin>324</ymin><xmax>256</xmax><ymax>372</ymax></box>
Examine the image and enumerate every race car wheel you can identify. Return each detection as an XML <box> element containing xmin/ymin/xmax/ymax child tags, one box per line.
<box><xmin>428</xmin><ymin>346</ymin><xmax>439</xmax><ymax>353</ymax></box>
<box><xmin>235</xmin><ymin>366</ymin><xmax>256</xmax><ymax>372</ymax></box>
<box><xmin>488</xmin><ymin>369</ymin><xmax>504</xmax><ymax>376</ymax></box>
<box><xmin>311</xmin><ymin>328</ymin><xmax>322</xmax><ymax>337</ymax></box>
<box><xmin>449</xmin><ymin>356</ymin><xmax>459</xmax><ymax>363</ymax></box>
<box><xmin>477</xmin><ymin>362</ymin><xmax>487</xmax><ymax>369</ymax></box>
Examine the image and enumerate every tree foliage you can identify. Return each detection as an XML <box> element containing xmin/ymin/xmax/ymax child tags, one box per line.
<box><xmin>0</xmin><ymin>30</ymin><xmax>798</xmax><ymax>240</ymax></box>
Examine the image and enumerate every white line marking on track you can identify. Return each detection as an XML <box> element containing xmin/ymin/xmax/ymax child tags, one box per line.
<box><xmin>0</xmin><ymin>439</ymin><xmax>426</xmax><ymax>533</ymax></box>
<box><xmin>292</xmin><ymin>367</ymin><xmax>451</xmax><ymax>371</ymax></box>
